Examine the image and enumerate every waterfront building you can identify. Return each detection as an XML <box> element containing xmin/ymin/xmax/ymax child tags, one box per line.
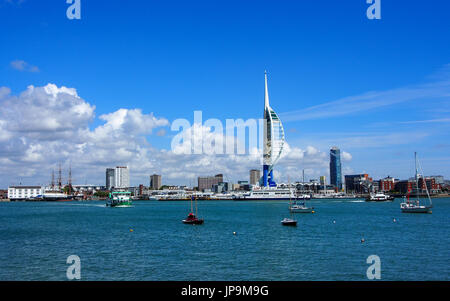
<box><xmin>72</xmin><ymin>185</ymin><xmax>105</xmax><ymax>194</ymax></box>
<box><xmin>379</xmin><ymin>176</ymin><xmax>396</xmax><ymax>192</ymax></box>
<box><xmin>262</xmin><ymin>71</ymin><xmax>285</xmax><ymax>187</ymax></box>
<box><xmin>395</xmin><ymin>180</ymin><xmax>414</xmax><ymax>194</ymax></box>
<box><xmin>8</xmin><ymin>186</ymin><xmax>44</xmax><ymax>200</ymax></box>
<box><xmin>330</xmin><ymin>147</ymin><xmax>342</xmax><ymax>191</ymax></box>
<box><xmin>150</xmin><ymin>174</ymin><xmax>162</xmax><ymax>190</ymax></box>
<box><xmin>420</xmin><ymin>177</ymin><xmax>441</xmax><ymax>194</ymax></box>
<box><xmin>114</xmin><ymin>166</ymin><xmax>129</xmax><ymax>189</ymax></box>
<box><xmin>198</xmin><ymin>174</ymin><xmax>223</xmax><ymax>191</ymax></box>
<box><xmin>345</xmin><ymin>174</ymin><xmax>372</xmax><ymax>194</ymax></box>
<box><xmin>250</xmin><ymin>169</ymin><xmax>261</xmax><ymax>186</ymax></box>
<box><xmin>237</xmin><ymin>181</ymin><xmax>251</xmax><ymax>191</ymax></box>
<box><xmin>213</xmin><ymin>182</ymin><xmax>232</xmax><ymax>193</ymax></box>
<box><xmin>106</xmin><ymin>168</ymin><xmax>115</xmax><ymax>190</ymax></box>
<box><xmin>430</xmin><ymin>175</ymin><xmax>444</xmax><ymax>187</ymax></box>
<box><xmin>295</xmin><ymin>180</ymin><xmax>322</xmax><ymax>193</ymax></box>
<box><xmin>395</xmin><ymin>177</ymin><xmax>441</xmax><ymax>195</ymax></box>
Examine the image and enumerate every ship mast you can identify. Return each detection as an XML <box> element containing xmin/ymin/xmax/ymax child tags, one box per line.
<box><xmin>68</xmin><ymin>163</ymin><xmax>72</xmax><ymax>196</ymax></box>
<box><xmin>51</xmin><ymin>169</ymin><xmax>55</xmax><ymax>191</ymax></box>
<box><xmin>58</xmin><ymin>163</ymin><xmax>62</xmax><ymax>192</ymax></box>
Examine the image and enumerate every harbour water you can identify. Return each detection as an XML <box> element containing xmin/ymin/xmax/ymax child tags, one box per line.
<box><xmin>0</xmin><ymin>198</ymin><xmax>449</xmax><ymax>281</ymax></box>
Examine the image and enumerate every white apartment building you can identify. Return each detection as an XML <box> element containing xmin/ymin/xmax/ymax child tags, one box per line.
<box><xmin>114</xmin><ymin>166</ymin><xmax>129</xmax><ymax>189</ymax></box>
<box><xmin>8</xmin><ymin>186</ymin><xmax>44</xmax><ymax>200</ymax></box>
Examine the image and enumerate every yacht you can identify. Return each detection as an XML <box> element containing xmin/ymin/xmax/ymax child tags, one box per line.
<box><xmin>400</xmin><ymin>153</ymin><xmax>433</xmax><ymax>214</ymax></box>
<box><xmin>281</xmin><ymin>177</ymin><xmax>298</xmax><ymax>226</ymax></box>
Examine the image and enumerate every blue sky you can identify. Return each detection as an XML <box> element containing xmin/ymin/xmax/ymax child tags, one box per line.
<box><xmin>0</xmin><ymin>0</ymin><xmax>449</xmax><ymax>186</ymax></box>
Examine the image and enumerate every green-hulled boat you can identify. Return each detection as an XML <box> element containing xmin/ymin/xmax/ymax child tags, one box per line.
<box><xmin>106</xmin><ymin>191</ymin><xmax>133</xmax><ymax>207</ymax></box>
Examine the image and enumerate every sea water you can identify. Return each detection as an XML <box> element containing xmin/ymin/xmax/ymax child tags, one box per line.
<box><xmin>0</xmin><ymin>198</ymin><xmax>449</xmax><ymax>280</ymax></box>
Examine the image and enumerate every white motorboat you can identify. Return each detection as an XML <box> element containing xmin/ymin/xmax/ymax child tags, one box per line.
<box><xmin>366</xmin><ymin>193</ymin><xmax>394</xmax><ymax>202</ymax></box>
<box><xmin>289</xmin><ymin>201</ymin><xmax>315</xmax><ymax>213</ymax></box>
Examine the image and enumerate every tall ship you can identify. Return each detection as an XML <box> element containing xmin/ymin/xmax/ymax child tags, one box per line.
<box><xmin>41</xmin><ymin>166</ymin><xmax>73</xmax><ymax>201</ymax></box>
<box><xmin>400</xmin><ymin>152</ymin><xmax>432</xmax><ymax>214</ymax></box>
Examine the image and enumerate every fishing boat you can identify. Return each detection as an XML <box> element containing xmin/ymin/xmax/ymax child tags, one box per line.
<box><xmin>106</xmin><ymin>190</ymin><xmax>133</xmax><ymax>207</ymax></box>
<box><xmin>282</xmin><ymin>177</ymin><xmax>297</xmax><ymax>226</ymax></box>
<box><xmin>400</xmin><ymin>152</ymin><xmax>432</xmax><ymax>214</ymax></box>
<box><xmin>182</xmin><ymin>196</ymin><xmax>204</xmax><ymax>224</ymax></box>
<box><xmin>289</xmin><ymin>201</ymin><xmax>315</xmax><ymax>213</ymax></box>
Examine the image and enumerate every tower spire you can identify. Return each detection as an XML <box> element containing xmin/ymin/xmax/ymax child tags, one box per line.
<box><xmin>264</xmin><ymin>70</ymin><xmax>270</xmax><ymax>109</ymax></box>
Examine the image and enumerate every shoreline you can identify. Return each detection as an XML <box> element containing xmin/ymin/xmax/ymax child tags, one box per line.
<box><xmin>4</xmin><ymin>195</ymin><xmax>450</xmax><ymax>203</ymax></box>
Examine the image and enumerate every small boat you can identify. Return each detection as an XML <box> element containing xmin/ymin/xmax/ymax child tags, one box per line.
<box><xmin>281</xmin><ymin>218</ymin><xmax>297</xmax><ymax>226</ymax></box>
<box><xmin>282</xmin><ymin>177</ymin><xmax>298</xmax><ymax>226</ymax></box>
<box><xmin>400</xmin><ymin>152</ymin><xmax>432</xmax><ymax>214</ymax></box>
<box><xmin>366</xmin><ymin>193</ymin><xmax>394</xmax><ymax>202</ymax></box>
<box><xmin>106</xmin><ymin>190</ymin><xmax>132</xmax><ymax>207</ymax></box>
<box><xmin>183</xmin><ymin>196</ymin><xmax>204</xmax><ymax>225</ymax></box>
<box><xmin>182</xmin><ymin>212</ymin><xmax>204</xmax><ymax>225</ymax></box>
<box><xmin>289</xmin><ymin>201</ymin><xmax>314</xmax><ymax>213</ymax></box>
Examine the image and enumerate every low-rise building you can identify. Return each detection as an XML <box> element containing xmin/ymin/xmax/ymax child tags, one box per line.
<box><xmin>0</xmin><ymin>190</ymin><xmax>8</xmax><ymax>199</ymax></box>
<box><xmin>379</xmin><ymin>176</ymin><xmax>396</xmax><ymax>192</ymax></box>
<box><xmin>345</xmin><ymin>174</ymin><xmax>373</xmax><ymax>193</ymax></box>
<box><xmin>8</xmin><ymin>186</ymin><xmax>44</xmax><ymax>200</ymax></box>
<box><xmin>198</xmin><ymin>174</ymin><xmax>223</xmax><ymax>191</ymax></box>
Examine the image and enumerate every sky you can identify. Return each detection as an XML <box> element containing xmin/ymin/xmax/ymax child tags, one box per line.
<box><xmin>0</xmin><ymin>0</ymin><xmax>449</xmax><ymax>187</ymax></box>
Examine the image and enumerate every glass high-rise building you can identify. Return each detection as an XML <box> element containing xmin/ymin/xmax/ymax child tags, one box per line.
<box><xmin>106</xmin><ymin>168</ymin><xmax>115</xmax><ymax>190</ymax></box>
<box><xmin>330</xmin><ymin>147</ymin><xmax>342</xmax><ymax>191</ymax></box>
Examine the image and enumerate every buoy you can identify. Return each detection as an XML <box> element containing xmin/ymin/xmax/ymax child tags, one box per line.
<box><xmin>233</xmin><ymin>232</ymin><xmax>237</xmax><ymax>235</ymax></box>
<box><xmin>312</xmin><ymin>210</ymin><xmax>315</xmax><ymax>213</ymax></box>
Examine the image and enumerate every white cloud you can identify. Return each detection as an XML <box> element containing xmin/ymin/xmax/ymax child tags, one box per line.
<box><xmin>1</xmin><ymin>84</ymin><xmax>95</xmax><ymax>138</ymax></box>
<box><xmin>10</xmin><ymin>60</ymin><xmax>39</xmax><ymax>73</ymax></box>
<box><xmin>279</xmin><ymin>78</ymin><xmax>450</xmax><ymax>122</ymax></box>
<box><xmin>0</xmin><ymin>83</ymin><xmax>169</xmax><ymax>186</ymax></box>
<box><xmin>0</xmin><ymin>83</ymin><xmax>348</xmax><ymax>186</ymax></box>
<box><xmin>342</xmin><ymin>151</ymin><xmax>352</xmax><ymax>161</ymax></box>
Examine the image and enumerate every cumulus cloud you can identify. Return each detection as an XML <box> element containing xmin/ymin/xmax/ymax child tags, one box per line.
<box><xmin>0</xmin><ymin>83</ymin><xmax>169</xmax><ymax>186</ymax></box>
<box><xmin>0</xmin><ymin>83</ymin><xmax>351</xmax><ymax>186</ymax></box>
<box><xmin>1</xmin><ymin>84</ymin><xmax>95</xmax><ymax>139</ymax></box>
<box><xmin>342</xmin><ymin>151</ymin><xmax>352</xmax><ymax>161</ymax></box>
